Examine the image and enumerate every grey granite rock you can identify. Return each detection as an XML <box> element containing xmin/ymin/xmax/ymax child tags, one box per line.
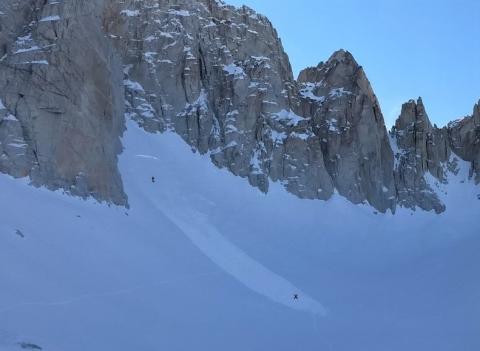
<box><xmin>297</xmin><ymin>50</ymin><xmax>396</xmax><ymax>212</ymax></box>
<box><xmin>0</xmin><ymin>104</ymin><xmax>33</xmax><ymax>178</ymax></box>
<box><xmin>0</xmin><ymin>0</ymin><xmax>478</xmax><ymax>213</ymax></box>
<box><xmin>448</xmin><ymin>101</ymin><xmax>480</xmax><ymax>183</ymax></box>
<box><xmin>391</xmin><ymin>98</ymin><xmax>449</xmax><ymax>213</ymax></box>
<box><xmin>0</xmin><ymin>0</ymin><xmax>126</xmax><ymax>205</ymax></box>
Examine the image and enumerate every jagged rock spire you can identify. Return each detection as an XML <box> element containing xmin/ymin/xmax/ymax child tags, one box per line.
<box><xmin>448</xmin><ymin>100</ymin><xmax>480</xmax><ymax>183</ymax></box>
<box><xmin>392</xmin><ymin>98</ymin><xmax>450</xmax><ymax>213</ymax></box>
<box><xmin>297</xmin><ymin>49</ymin><xmax>396</xmax><ymax>212</ymax></box>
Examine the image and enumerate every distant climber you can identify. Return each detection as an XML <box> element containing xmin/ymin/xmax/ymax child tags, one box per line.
<box><xmin>293</xmin><ymin>293</ymin><xmax>299</xmax><ymax>300</ymax></box>
<box><xmin>151</xmin><ymin>176</ymin><xmax>155</xmax><ymax>183</ymax></box>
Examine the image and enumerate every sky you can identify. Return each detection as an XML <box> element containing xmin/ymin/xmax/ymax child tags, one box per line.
<box><xmin>226</xmin><ymin>0</ymin><xmax>480</xmax><ymax>127</ymax></box>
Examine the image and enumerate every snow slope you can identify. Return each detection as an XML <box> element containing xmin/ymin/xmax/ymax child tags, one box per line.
<box><xmin>1</xmin><ymin>120</ymin><xmax>479</xmax><ymax>351</ymax></box>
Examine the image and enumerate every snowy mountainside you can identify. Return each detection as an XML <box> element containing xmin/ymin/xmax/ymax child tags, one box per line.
<box><xmin>0</xmin><ymin>0</ymin><xmax>479</xmax><ymax>349</ymax></box>
<box><xmin>1</xmin><ymin>119</ymin><xmax>479</xmax><ymax>351</ymax></box>
<box><xmin>1</xmin><ymin>0</ymin><xmax>478</xmax><ymax>213</ymax></box>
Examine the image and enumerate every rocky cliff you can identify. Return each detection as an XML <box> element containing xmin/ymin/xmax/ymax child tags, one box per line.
<box><xmin>391</xmin><ymin>98</ymin><xmax>449</xmax><ymax>213</ymax></box>
<box><xmin>0</xmin><ymin>0</ymin><xmax>126</xmax><ymax>204</ymax></box>
<box><xmin>391</xmin><ymin>98</ymin><xmax>480</xmax><ymax>213</ymax></box>
<box><xmin>297</xmin><ymin>50</ymin><xmax>396</xmax><ymax>212</ymax></box>
<box><xmin>0</xmin><ymin>0</ymin><xmax>478</xmax><ymax>213</ymax></box>
<box><xmin>449</xmin><ymin>101</ymin><xmax>480</xmax><ymax>183</ymax></box>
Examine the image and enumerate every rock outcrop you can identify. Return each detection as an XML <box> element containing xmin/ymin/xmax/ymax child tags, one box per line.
<box><xmin>0</xmin><ymin>0</ymin><xmax>126</xmax><ymax>204</ymax></box>
<box><xmin>297</xmin><ymin>50</ymin><xmax>396</xmax><ymax>212</ymax></box>
<box><xmin>0</xmin><ymin>0</ymin><xmax>478</xmax><ymax>213</ymax></box>
<box><xmin>448</xmin><ymin>101</ymin><xmax>480</xmax><ymax>183</ymax></box>
<box><xmin>391</xmin><ymin>98</ymin><xmax>480</xmax><ymax>213</ymax></box>
<box><xmin>391</xmin><ymin>98</ymin><xmax>450</xmax><ymax>213</ymax></box>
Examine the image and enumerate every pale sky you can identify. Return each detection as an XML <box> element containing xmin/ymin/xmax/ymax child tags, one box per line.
<box><xmin>227</xmin><ymin>0</ymin><xmax>480</xmax><ymax>127</ymax></box>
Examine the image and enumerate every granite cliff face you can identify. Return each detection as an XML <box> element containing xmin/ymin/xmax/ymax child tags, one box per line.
<box><xmin>0</xmin><ymin>0</ymin><xmax>126</xmax><ymax>204</ymax></box>
<box><xmin>449</xmin><ymin>101</ymin><xmax>480</xmax><ymax>183</ymax></box>
<box><xmin>0</xmin><ymin>0</ymin><xmax>478</xmax><ymax>213</ymax></box>
<box><xmin>391</xmin><ymin>98</ymin><xmax>449</xmax><ymax>213</ymax></box>
<box><xmin>297</xmin><ymin>51</ymin><xmax>396</xmax><ymax>212</ymax></box>
<box><xmin>391</xmin><ymin>98</ymin><xmax>480</xmax><ymax>213</ymax></box>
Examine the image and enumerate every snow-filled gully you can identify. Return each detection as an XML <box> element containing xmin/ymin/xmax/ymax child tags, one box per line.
<box><xmin>123</xmin><ymin>121</ymin><xmax>327</xmax><ymax>316</ymax></box>
<box><xmin>155</xmin><ymin>203</ymin><xmax>327</xmax><ymax>316</ymax></box>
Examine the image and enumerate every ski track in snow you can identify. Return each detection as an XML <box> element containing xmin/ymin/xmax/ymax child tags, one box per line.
<box><xmin>0</xmin><ymin>272</ymin><xmax>221</xmax><ymax>314</ymax></box>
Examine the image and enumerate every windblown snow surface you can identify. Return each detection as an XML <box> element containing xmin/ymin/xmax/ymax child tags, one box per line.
<box><xmin>1</xmin><ymin>120</ymin><xmax>479</xmax><ymax>351</ymax></box>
